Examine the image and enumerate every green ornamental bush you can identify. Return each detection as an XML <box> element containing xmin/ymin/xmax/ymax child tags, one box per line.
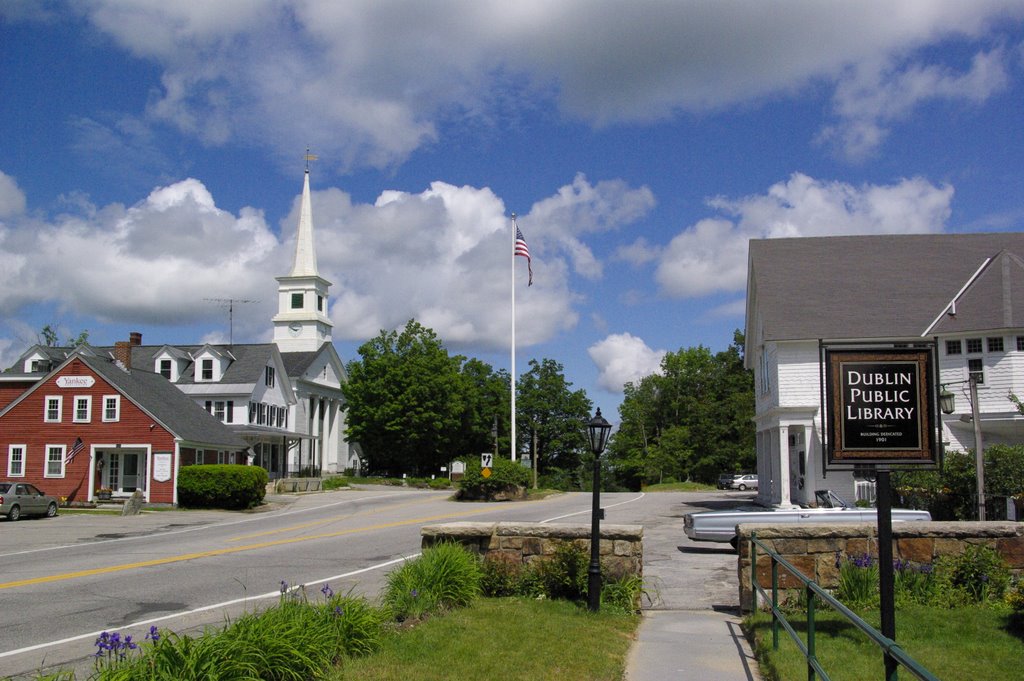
<box><xmin>457</xmin><ymin>457</ymin><xmax>530</xmax><ymax>501</ymax></box>
<box><xmin>382</xmin><ymin>542</ymin><xmax>483</xmax><ymax>621</ymax></box>
<box><xmin>177</xmin><ymin>464</ymin><xmax>268</xmax><ymax>510</ymax></box>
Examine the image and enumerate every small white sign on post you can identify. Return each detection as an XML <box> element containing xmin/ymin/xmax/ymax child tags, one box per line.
<box><xmin>480</xmin><ymin>452</ymin><xmax>493</xmax><ymax>469</ymax></box>
<box><xmin>153</xmin><ymin>452</ymin><xmax>172</xmax><ymax>483</ymax></box>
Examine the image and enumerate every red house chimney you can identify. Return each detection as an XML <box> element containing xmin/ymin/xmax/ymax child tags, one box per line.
<box><xmin>114</xmin><ymin>339</ymin><xmax>133</xmax><ymax>370</ymax></box>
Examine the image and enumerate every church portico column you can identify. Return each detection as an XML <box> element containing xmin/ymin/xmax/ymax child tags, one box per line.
<box><xmin>776</xmin><ymin>424</ymin><xmax>796</xmax><ymax>508</ymax></box>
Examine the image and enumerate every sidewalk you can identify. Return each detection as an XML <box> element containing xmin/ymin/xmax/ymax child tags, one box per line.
<box><xmin>622</xmin><ymin>490</ymin><xmax>762</xmax><ymax>681</ymax></box>
<box><xmin>625</xmin><ymin>609</ymin><xmax>761</xmax><ymax>681</ymax></box>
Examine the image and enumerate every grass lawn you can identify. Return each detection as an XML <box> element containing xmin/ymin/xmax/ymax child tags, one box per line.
<box><xmin>747</xmin><ymin>604</ymin><xmax>1024</xmax><ymax>681</ymax></box>
<box><xmin>330</xmin><ymin>597</ymin><xmax>639</xmax><ymax>681</ymax></box>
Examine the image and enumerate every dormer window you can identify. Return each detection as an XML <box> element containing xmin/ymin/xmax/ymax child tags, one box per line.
<box><xmin>159</xmin><ymin>359</ymin><xmax>172</xmax><ymax>379</ymax></box>
<box><xmin>201</xmin><ymin>359</ymin><xmax>214</xmax><ymax>381</ymax></box>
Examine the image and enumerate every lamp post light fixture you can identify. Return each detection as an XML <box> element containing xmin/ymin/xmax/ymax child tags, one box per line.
<box><xmin>939</xmin><ymin>375</ymin><xmax>986</xmax><ymax>521</ymax></box>
<box><xmin>586</xmin><ymin>408</ymin><xmax>612</xmax><ymax>612</ymax></box>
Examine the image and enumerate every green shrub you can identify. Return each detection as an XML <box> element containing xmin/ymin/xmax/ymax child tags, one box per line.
<box><xmin>457</xmin><ymin>457</ymin><xmax>530</xmax><ymax>501</ymax></box>
<box><xmin>91</xmin><ymin>584</ymin><xmax>384</xmax><ymax>680</ymax></box>
<box><xmin>428</xmin><ymin>477</ymin><xmax>452</xmax><ymax>489</ymax></box>
<box><xmin>478</xmin><ymin>541</ymin><xmax>645</xmax><ymax>609</ymax></box>
<box><xmin>835</xmin><ymin>552</ymin><xmax>880</xmax><ymax>609</ymax></box>
<box><xmin>933</xmin><ymin>544</ymin><xmax>1010</xmax><ymax>606</ymax></box>
<box><xmin>176</xmin><ymin>464</ymin><xmax>268</xmax><ymax>510</ymax></box>
<box><xmin>322</xmin><ymin>476</ymin><xmax>350</xmax><ymax>491</ymax></box>
<box><xmin>601</xmin><ymin>573</ymin><xmax>648</xmax><ymax>613</ymax></box>
<box><xmin>1005</xmin><ymin>578</ymin><xmax>1024</xmax><ymax>612</ymax></box>
<box><xmin>535</xmin><ymin>542</ymin><xmax>589</xmax><ymax>602</ymax></box>
<box><xmin>893</xmin><ymin>560</ymin><xmax>936</xmax><ymax>606</ymax></box>
<box><xmin>480</xmin><ymin>553</ymin><xmax>520</xmax><ymax>597</ymax></box>
<box><xmin>382</xmin><ymin>542</ymin><xmax>483</xmax><ymax>621</ymax></box>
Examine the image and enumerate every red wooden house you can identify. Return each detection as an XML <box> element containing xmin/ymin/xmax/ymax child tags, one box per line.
<box><xmin>0</xmin><ymin>346</ymin><xmax>247</xmax><ymax>505</ymax></box>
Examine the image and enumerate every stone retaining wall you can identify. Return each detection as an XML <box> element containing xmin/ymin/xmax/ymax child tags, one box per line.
<box><xmin>737</xmin><ymin>521</ymin><xmax>1024</xmax><ymax>611</ymax></box>
<box><xmin>273</xmin><ymin>477</ymin><xmax>322</xmax><ymax>493</ymax></box>
<box><xmin>421</xmin><ymin>522</ymin><xmax>643</xmax><ymax>579</ymax></box>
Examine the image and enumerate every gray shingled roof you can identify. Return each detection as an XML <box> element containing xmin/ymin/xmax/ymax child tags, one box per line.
<box><xmin>126</xmin><ymin>344</ymin><xmax>275</xmax><ymax>385</ymax></box>
<box><xmin>748</xmin><ymin>232</ymin><xmax>1024</xmax><ymax>343</ymax></box>
<box><xmin>83</xmin><ymin>355</ymin><xmax>248</xmax><ymax>449</ymax></box>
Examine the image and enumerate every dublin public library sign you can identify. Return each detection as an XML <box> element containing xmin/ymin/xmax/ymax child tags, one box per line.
<box><xmin>823</xmin><ymin>346</ymin><xmax>940</xmax><ymax>469</ymax></box>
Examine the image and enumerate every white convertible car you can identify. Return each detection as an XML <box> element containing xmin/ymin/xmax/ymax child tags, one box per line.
<box><xmin>684</xmin><ymin>490</ymin><xmax>931</xmax><ymax>547</ymax></box>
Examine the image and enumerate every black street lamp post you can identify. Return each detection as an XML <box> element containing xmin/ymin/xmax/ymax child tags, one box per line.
<box><xmin>587</xmin><ymin>408</ymin><xmax>612</xmax><ymax>612</ymax></box>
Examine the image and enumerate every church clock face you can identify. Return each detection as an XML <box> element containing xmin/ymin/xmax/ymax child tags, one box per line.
<box><xmin>289</xmin><ymin>322</ymin><xmax>302</xmax><ymax>337</ymax></box>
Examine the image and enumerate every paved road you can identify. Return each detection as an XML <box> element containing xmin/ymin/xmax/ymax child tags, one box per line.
<box><xmin>0</xmin><ymin>487</ymin><xmax>752</xmax><ymax>679</ymax></box>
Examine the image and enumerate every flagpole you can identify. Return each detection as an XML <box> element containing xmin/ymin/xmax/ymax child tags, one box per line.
<box><xmin>510</xmin><ymin>212</ymin><xmax>517</xmax><ymax>462</ymax></box>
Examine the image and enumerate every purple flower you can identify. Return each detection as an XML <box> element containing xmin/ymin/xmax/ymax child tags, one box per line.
<box><xmin>321</xmin><ymin>583</ymin><xmax>334</xmax><ymax>599</ymax></box>
<box><xmin>411</xmin><ymin>589</ymin><xmax>419</xmax><ymax>598</ymax></box>
<box><xmin>146</xmin><ymin>625</ymin><xmax>160</xmax><ymax>643</ymax></box>
<box><xmin>334</xmin><ymin>606</ymin><xmax>344</xmax><ymax>617</ymax></box>
<box><xmin>851</xmin><ymin>553</ymin><xmax>875</xmax><ymax>569</ymax></box>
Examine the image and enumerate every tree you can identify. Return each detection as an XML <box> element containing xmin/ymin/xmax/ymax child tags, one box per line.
<box><xmin>452</xmin><ymin>358</ymin><xmax>511</xmax><ymax>463</ymax></box>
<box><xmin>607</xmin><ymin>330</ymin><xmax>754</xmax><ymax>488</ymax></box>
<box><xmin>39</xmin><ymin>325</ymin><xmax>89</xmax><ymax>347</ymax></box>
<box><xmin>516</xmin><ymin>358</ymin><xmax>593</xmax><ymax>488</ymax></box>
<box><xmin>341</xmin><ymin>320</ymin><xmax>466</xmax><ymax>476</ymax></box>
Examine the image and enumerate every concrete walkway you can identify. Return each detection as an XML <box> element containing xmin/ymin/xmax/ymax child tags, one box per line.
<box><xmin>622</xmin><ymin>491</ymin><xmax>763</xmax><ymax>680</ymax></box>
<box><xmin>625</xmin><ymin>609</ymin><xmax>761</xmax><ymax>681</ymax></box>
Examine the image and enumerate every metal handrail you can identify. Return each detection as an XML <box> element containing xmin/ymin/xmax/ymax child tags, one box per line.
<box><xmin>749</xmin><ymin>532</ymin><xmax>940</xmax><ymax>681</ymax></box>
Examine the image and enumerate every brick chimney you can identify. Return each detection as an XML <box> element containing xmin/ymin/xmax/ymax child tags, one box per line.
<box><xmin>114</xmin><ymin>340</ymin><xmax>132</xmax><ymax>370</ymax></box>
<box><xmin>129</xmin><ymin>331</ymin><xmax>142</xmax><ymax>346</ymax></box>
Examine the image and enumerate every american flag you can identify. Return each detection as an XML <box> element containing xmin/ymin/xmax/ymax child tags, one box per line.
<box><xmin>65</xmin><ymin>437</ymin><xmax>84</xmax><ymax>464</ymax></box>
<box><xmin>514</xmin><ymin>225</ymin><xmax>533</xmax><ymax>286</ymax></box>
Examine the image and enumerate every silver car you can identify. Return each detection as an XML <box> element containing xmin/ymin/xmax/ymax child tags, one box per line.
<box><xmin>730</xmin><ymin>474</ymin><xmax>758</xmax><ymax>491</ymax></box>
<box><xmin>0</xmin><ymin>481</ymin><xmax>59</xmax><ymax>521</ymax></box>
<box><xmin>684</xmin><ymin>490</ymin><xmax>931</xmax><ymax>547</ymax></box>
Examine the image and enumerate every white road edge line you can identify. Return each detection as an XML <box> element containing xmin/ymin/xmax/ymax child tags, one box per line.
<box><xmin>0</xmin><ymin>554</ymin><xmax>421</xmax><ymax>660</ymax></box>
<box><xmin>540</xmin><ymin>492</ymin><xmax>645</xmax><ymax>523</ymax></box>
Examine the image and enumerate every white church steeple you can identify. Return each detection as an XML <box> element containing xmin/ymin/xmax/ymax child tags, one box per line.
<box><xmin>273</xmin><ymin>166</ymin><xmax>333</xmax><ymax>353</ymax></box>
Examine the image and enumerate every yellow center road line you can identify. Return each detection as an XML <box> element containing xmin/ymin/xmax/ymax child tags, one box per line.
<box><xmin>226</xmin><ymin>496</ymin><xmax>446</xmax><ymax>542</ymax></box>
<box><xmin>0</xmin><ymin>504</ymin><xmax>524</xmax><ymax>591</ymax></box>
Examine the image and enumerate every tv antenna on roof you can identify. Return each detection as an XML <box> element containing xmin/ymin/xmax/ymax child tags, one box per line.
<box><xmin>204</xmin><ymin>298</ymin><xmax>257</xmax><ymax>345</ymax></box>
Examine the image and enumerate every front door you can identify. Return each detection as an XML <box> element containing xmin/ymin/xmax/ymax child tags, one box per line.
<box><xmin>105</xmin><ymin>452</ymin><xmax>146</xmax><ymax>494</ymax></box>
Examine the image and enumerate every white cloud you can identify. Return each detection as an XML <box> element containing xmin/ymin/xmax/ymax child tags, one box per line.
<box><xmin>588</xmin><ymin>333</ymin><xmax>666</xmax><ymax>393</ymax></box>
<box><xmin>654</xmin><ymin>173</ymin><xmax>954</xmax><ymax>298</ymax></box>
<box><xmin>0</xmin><ymin>177</ymin><xmax>281</xmax><ymax>333</ymax></box>
<box><xmin>0</xmin><ymin>171</ymin><xmax>654</xmax><ymax>353</ymax></box>
<box><xmin>67</xmin><ymin>1</ymin><xmax>1024</xmax><ymax>169</ymax></box>
<box><xmin>308</xmin><ymin>174</ymin><xmax>650</xmax><ymax>348</ymax></box>
<box><xmin>525</xmin><ymin>174</ymin><xmax>656</xmax><ymax>280</ymax></box>
<box><xmin>820</xmin><ymin>47</ymin><xmax>1011</xmax><ymax>159</ymax></box>
<box><xmin>0</xmin><ymin>171</ymin><xmax>27</xmax><ymax>219</ymax></box>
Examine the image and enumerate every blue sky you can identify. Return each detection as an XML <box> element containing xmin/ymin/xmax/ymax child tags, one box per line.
<box><xmin>2</xmin><ymin>1</ymin><xmax>1024</xmax><ymax>422</ymax></box>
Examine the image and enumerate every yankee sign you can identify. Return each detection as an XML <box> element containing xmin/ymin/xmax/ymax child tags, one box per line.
<box><xmin>825</xmin><ymin>348</ymin><xmax>938</xmax><ymax>467</ymax></box>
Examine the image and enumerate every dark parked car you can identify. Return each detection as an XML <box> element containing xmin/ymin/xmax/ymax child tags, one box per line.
<box><xmin>0</xmin><ymin>481</ymin><xmax>59</xmax><ymax>520</ymax></box>
<box><xmin>717</xmin><ymin>473</ymin><xmax>740</xmax><ymax>489</ymax></box>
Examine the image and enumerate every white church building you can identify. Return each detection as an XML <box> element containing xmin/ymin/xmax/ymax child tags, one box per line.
<box><xmin>10</xmin><ymin>169</ymin><xmax>360</xmax><ymax>479</ymax></box>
